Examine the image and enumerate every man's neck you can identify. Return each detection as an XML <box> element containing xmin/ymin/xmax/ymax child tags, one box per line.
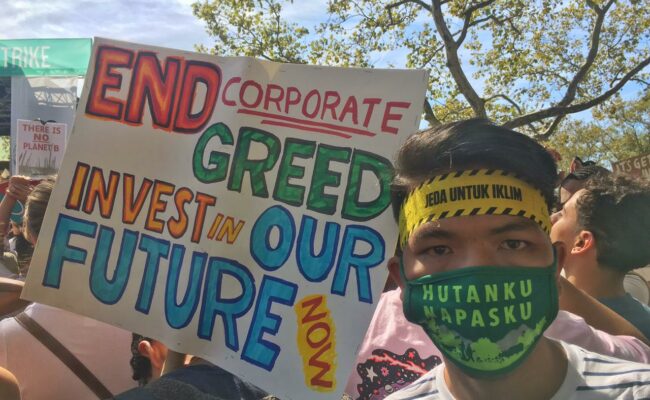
<box><xmin>443</xmin><ymin>338</ymin><xmax>567</xmax><ymax>400</ymax></box>
<box><xmin>567</xmin><ymin>264</ymin><xmax>626</xmax><ymax>299</ymax></box>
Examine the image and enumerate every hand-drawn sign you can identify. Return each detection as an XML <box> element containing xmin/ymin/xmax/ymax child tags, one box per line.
<box><xmin>21</xmin><ymin>38</ymin><xmax>428</xmax><ymax>399</ymax></box>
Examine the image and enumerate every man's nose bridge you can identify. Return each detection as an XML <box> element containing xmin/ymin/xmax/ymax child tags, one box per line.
<box><xmin>463</xmin><ymin>241</ymin><xmax>497</xmax><ymax>267</ymax></box>
<box><xmin>550</xmin><ymin>211</ymin><xmax>561</xmax><ymax>225</ymax></box>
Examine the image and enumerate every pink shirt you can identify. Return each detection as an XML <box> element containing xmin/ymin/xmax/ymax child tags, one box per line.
<box><xmin>0</xmin><ymin>303</ymin><xmax>137</xmax><ymax>400</ymax></box>
<box><xmin>345</xmin><ymin>289</ymin><xmax>650</xmax><ymax>400</ymax></box>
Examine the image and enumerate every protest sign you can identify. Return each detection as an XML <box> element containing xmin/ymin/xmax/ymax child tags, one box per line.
<box><xmin>612</xmin><ymin>153</ymin><xmax>650</xmax><ymax>179</ymax></box>
<box><xmin>16</xmin><ymin>119</ymin><xmax>68</xmax><ymax>177</ymax></box>
<box><xmin>21</xmin><ymin>38</ymin><xmax>428</xmax><ymax>399</ymax></box>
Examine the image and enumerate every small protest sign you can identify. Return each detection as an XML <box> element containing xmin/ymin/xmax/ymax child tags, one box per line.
<box><xmin>16</xmin><ymin>119</ymin><xmax>67</xmax><ymax>177</ymax></box>
<box><xmin>612</xmin><ymin>153</ymin><xmax>650</xmax><ymax>179</ymax></box>
<box><xmin>21</xmin><ymin>38</ymin><xmax>428</xmax><ymax>399</ymax></box>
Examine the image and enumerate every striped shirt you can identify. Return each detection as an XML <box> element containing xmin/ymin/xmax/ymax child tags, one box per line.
<box><xmin>384</xmin><ymin>341</ymin><xmax>650</xmax><ymax>399</ymax></box>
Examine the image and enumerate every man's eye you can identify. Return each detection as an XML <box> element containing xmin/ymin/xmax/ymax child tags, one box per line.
<box><xmin>501</xmin><ymin>240</ymin><xmax>528</xmax><ymax>250</ymax></box>
<box><xmin>426</xmin><ymin>246</ymin><xmax>451</xmax><ymax>256</ymax></box>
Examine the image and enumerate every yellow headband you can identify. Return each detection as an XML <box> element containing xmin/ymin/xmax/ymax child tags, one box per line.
<box><xmin>399</xmin><ymin>169</ymin><xmax>551</xmax><ymax>246</ymax></box>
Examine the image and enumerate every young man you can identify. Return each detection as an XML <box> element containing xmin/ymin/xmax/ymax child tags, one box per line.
<box><xmin>551</xmin><ymin>173</ymin><xmax>650</xmax><ymax>339</ymax></box>
<box><xmin>384</xmin><ymin>120</ymin><xmax>649</xmax><ymax>399</ymax></box>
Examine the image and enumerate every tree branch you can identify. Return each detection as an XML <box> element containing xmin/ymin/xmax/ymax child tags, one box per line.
<box><xmin>423</xmin><ymin>99</ymin><xmax>441</xmax><ymax>126</ymax></box>
<box><xmin>533</xmin><ymin>115</ymin><xmax>565</xmax><ymax>141</ymax></box>
<box><xmin>485</xmin><ymin>93</ymin><xmax>523</xmax><ymax>114</ymax></box>
<box><xmin>504</xmin><ymin>56</ymin><xmax>650</xmax><ymax>130</ymax></box>
<box><xmin>557</xmin><ymin>0</ymin><xmax>613</xmax><ymax>107</ymax></box>
<box><xmin>386</xmin><ymin>0</ymin><xmax>432</xmax><ymax>14</ymax></box>
<box><xmin>431</xmin><ymin>0</ymin><xmax>486</xmax><ymax>117</ymax></box>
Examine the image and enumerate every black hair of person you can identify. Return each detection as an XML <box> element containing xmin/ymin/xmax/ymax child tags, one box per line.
<box><xmin>130</xmin><ymin>333</ymin><xmax>153</xmax><ymax>386</ymax></box>
<box><xmin>576</xmin><ymin>173</ymin><xmax>650</xmax><ymax>273</ymax></box>
<box><xmin>391</xmin><ymin>119</ymin><xmax>558</xmax><ymax>221</ymax></box>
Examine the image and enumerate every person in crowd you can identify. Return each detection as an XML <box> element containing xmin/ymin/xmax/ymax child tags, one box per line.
<box><xmin>130</xmin><ymin>334</ymin><xmax>168</xmax><ymax>386</ymax></box>
<box><xmin>557</xmin><ymin>157</ymin><xmax>610</xmax><ymax>208</ymax></box>
<box><xmin>0</xmin><ymin>178</ymin><xmax>137</xmax><ymax>399</ymax></box>
<box><xmin>0</xmin><ymin>177</ymin><xmax>35</xmax><ymax>279</ymax></box>
<box><xmin>116</xmin><ymin>335</ymin><xmax>271</xmax><ymax>399</ymax></box>
<box><xmin>346</xmin><ymin>279</ymin><xmax>650</xmax><ymax>399</ymax></box>
<box><xmin>379</xmin><ymin>119</ymin><xmax>649</xmax><ymax>399</ymax></box>
<box><xmin>551</xmin><ymin>173</ymin><xmax>650</xmax><ymax>339</ymax></box>
<box><xmin>0</xmin><ymin>366</ymin><xmax>20</xmax><ymax>400</ymax></box>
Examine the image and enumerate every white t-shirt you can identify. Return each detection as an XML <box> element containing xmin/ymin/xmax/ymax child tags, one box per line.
<box><xmin>0</xmin><ymin>303</ymin><xmax>137</xmax><ymax>399</ymax></box>
<box><xmin>384</xmin><ymin>341</ymin><xmax>650</xmax><ymax>400</ymax></box>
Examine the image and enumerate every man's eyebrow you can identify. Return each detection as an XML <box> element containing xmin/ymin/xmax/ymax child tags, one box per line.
<box><xmin>489</xmin><ymin>220</ymin><xmax>539</xmax><ymax>235</ymax></box>
<box><xmin>413</xmin><ymin>225</ymin><xmax>456</xmax><ymax>241</ymax></box>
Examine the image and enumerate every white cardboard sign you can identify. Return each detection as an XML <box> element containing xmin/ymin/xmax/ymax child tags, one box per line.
<box><xmin>16</xmin><ymin>119</ymin><xmax>67</xmax><ymax>177</ymax></box>
<box><xmin>22</xmin><ymin>38</ymin><xmax>428</xmax><ymax>399</ymax></box>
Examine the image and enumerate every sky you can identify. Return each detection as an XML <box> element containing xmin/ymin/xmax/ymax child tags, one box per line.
<box><xmin>0</xmin><ymin>0</ymin><xmax>644</xmax><ymax>111</ymax></box>
<box><xmin>1</xmin><ymin>0</ymin><xmax>221</xmax><ymax>51</ymax></box>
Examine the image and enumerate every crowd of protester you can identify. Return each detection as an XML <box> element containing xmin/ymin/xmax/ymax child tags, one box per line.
<box><xmin>0</xmin><ymin>119</ymin><xmax>647</xmax><ymax>399</ymax></box>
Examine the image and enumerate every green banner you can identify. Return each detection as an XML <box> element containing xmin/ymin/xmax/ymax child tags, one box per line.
<box><xmin>0</xmin><ymin>38</ymin><xmax>92</xmax><ymax>77</ymax></box>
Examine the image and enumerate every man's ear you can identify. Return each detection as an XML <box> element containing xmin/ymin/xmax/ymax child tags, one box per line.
<box><xmin>571</xmin><ymin>230</ymin><xmax>595</xmax><ymax>255</ymax></box>
<box><xmin>138</xmin><ymin>340</ymin><xmax>167</xmax><ymax>371</ymax></box>
<box><xmin>387</xmin><ymin>255</ymin><xmax>404</xmax><ymax>290</ymax></box>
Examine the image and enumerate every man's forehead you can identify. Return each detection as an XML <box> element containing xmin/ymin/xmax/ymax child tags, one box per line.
<box><xmin>412</xmin><ymin>214</ymin><xmax>543</xmax><ymax>240</ymax></box>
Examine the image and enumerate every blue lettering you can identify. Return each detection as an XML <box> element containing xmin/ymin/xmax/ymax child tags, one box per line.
<box><xmin>296</xmin><ymin>215</ymin><xmax>340</xmax><ymax>282</ymax></box>
<box><xmin>135</xmin><ymin>234</ymin><xmax>170</xmax><ymax>314</ymax></box>
<box><xmin>43</xmin><ymin>214</ymin><xmax>97</xmax><ymax>288</ymax></box>
<box><xmin>89</xmin><ymin>227</ymin><xmax>138</xmax><ymax>304</ymax></box>
<box><xmin>198</xmin><ymin>257</ymin><xmax>255</xmax><ymax>351</ymax></box>
<box><xmin>331</xmin><ymin>225</ymin><xmax>385</xmax><ymax>303</ymax></box>
<box><xmin>165</xmin><ymin>245</ymin><xmax>208</xmax><ymax>329</ymax></box>
<box><xmin>242</xmin><ymin>276</ymin><xmax>297</xmax><ymax>371</ymax></box>
<box><xmin>250</xmin><ymin>205</ymin><xmax>295</xmax><ymax>271</ymax></box>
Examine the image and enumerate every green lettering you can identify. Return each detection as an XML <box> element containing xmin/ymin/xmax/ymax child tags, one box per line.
<box><xmin>520</xmin><ymin>279</ymin><xmax>532</xmax><ymax>298</ymax></box>
<box><xmin>341</xmin><ymin>150</ymin><xmax>392</xmax><ymax>221</ymax></box>
<box><xmin>423</xmin><ymin>284</ymin><xmax>434</xmax><ymax>301</ymax></box>
<box><xmin>452</xmin><ymin>285</ymin><xmax>463</xmax><ymax>302</ymax></box>
<box><xmin>466</xmin><ymin>285</ymin><xmax>480</xmax><ymax>303</ymax></box>
<box><xmin>485</xmin><ymin>284</ymin><xmax>498</xmax><ymax>302</ymax></box>
<box><xmin>471</xmin><ymin>309</ymin><xmax>485</xmax><ymax>327</ymax></box>
<box><xmin>441</xmin><ymin>308</ymin><xmax>452</xmax><ymax>324</ymax></box>
<box><xmin>227</xmin><ymin>127</ymin><xmax>281</xmax><ymax>197</ymax></box>
<box><xmin>504</xmin><ymin>305</ymin><xmax>516</xmax><ymax>324</ymax></box>
<box><xmin>504</xmin><ymin>282</ymin><xmax>516</xmax><ymax>300</ymax></box>
<box><xmin>306</xmin><ymin>144</ymin><xmax>351</xmax><ymax>215</ymax></box>
<box><xmin>455</xmin><ymin>309</ymin><xmax>467</xmax><ymax>325</ymax></box>
<box><xmin>438</xmin><ymin>285</ymin><xmax>448</xmax><ymax>303</ymax></box>
<box><xmin>272</xmin><ymin>138</ymin><xmax>316</xmax><ymax>207</ymax></box>
<box><xmin>520</xmin><ymin>302</ymin><xmax>532</xmax><ymax>321</ymax></box>
<box><xmin>192</xmin><ymin>123</ymin><xmax>233</xmax><ymax>183</ymax></box>
<box><xmin>424</xmin><ymin>305</ymin><xmax>435</xmax><ymax>319</ymax></box>
<box><xmin>488</xmin><ymin>308</ymin><xmax>500</xmax><ymax>327</ymax></box>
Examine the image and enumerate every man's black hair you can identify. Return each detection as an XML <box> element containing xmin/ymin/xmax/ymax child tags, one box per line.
<box><xmin>391</xmin><ymin>119</ymin><xmax>558</xmax><ymax>220</ymax></box>
<box><xmin>576</xmin><ymin>173</ymin><xmax>650</xmax><ymax>273</ymax></box>
<box><xmin>130</xmin><ymin>333</ymin><xmax>152</xmax><ymax>386</ymax></box>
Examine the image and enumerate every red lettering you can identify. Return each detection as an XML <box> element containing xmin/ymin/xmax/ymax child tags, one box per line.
<box><xmin>86</xmin><ymin>46</ymin><xmax>134</xmax><ymax>120</ymax></box>
<box><xmin>338</xmin><ymin>96</ymin><xmax>358</xmax><ymax>124</ymax></box>
<box><xmin>381</xmin><ymin>101</ymin><xmax>410</xmax><ymax>134</ymax></box>
<box><xmin>306</xmin><ymin>322</ymin><xmax>330</xmax><ymax>348</ymax></box>
<box><xmin>125</xmin><ymin>52</ymin><xmax>181</xmax><ymax>128</ymax></box>
<box><xmin>240</xmin><ymin>80</ymin><xmax>263</xmax><ymax>108</ymax></box>
<box><xmin>264</xmin><ymin>84</ymin><xmax>284</xmax><ymax>113</ymax></box>
<box><xmin>362</xmin><ymin>98</ymin><xmax>382</xmax><ymax>128</ymax></box>
<box><xmin>173</xmin><ymin>61</ymin><xmax>221</xmax><ymax>133</ymax></box>
<box><xmin>222</xmin><ymin>77</ymin><xmax>241</xmax><ymax>106</ymax></box>
<box><xmin>301</xmin><ymin>295</ymin><xmax>328</xmax><ymax>324</ymax></box>
<box><xmin>302</xmin><ymin>89</ymin><xmax>321</xmax><ymax>119</ymax></box>
<box><xmin>320</xmin><ymin>91</ymin><xmax>340</xmax><ymax>120</ymax></box>
<box><xmin>308</xmin><ymin>342</ymin><xmax>333</xmax><ymax>388</ymax></box>
<box><xmin>285</xmin><ymin>87</ymin><xmax>301</xmax><ymax>114</ymax></box>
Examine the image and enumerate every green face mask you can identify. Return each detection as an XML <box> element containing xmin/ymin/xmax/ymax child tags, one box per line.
<box><xmin>400</xmin><ymin>254</ymin><xmax>558</xmax><ymax>377</ymax></box>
